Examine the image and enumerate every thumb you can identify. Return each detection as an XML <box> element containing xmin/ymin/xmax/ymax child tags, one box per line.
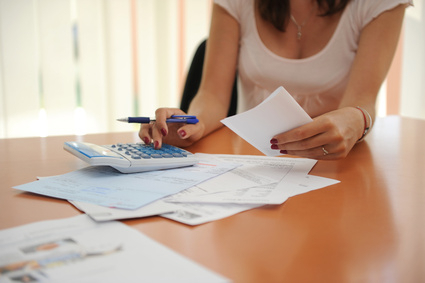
<box><xmin>177</xmin><ymin>123</ymin><xmax>204</xmax><ymax>141</ymax></box>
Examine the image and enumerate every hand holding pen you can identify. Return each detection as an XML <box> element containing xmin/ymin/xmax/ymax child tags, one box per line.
<box><xmin>120</xmin><ymin>112</ymin><xmax>202</xmax><ymax>149</ymax></box>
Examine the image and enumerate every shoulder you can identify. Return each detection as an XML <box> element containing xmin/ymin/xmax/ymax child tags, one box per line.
<box><xmin>348</xmin><ymin>0</ymin><xmax>413</xmax><ymax>28</ymax></box>
<box><xmin>214</xmin><ymin>0</ymin><xmax>254</xmax><ymax>23</ymax></box>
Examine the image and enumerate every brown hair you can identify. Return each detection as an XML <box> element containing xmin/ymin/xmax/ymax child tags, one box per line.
<box><xmin>257</xmin><ymin>0</ymin><xmax>351</xmax><ymax>32</ymax></box>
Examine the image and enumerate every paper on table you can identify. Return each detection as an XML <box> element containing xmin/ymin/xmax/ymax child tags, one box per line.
<box><xmin>221</xmin><ymin>86</ymin><xmax>312</xmax><ymax>156</ymax></box>
<box><xmin>70</xmin><ymin>154</ymin><xmax>313</xmax><ymax>224</ymax></box>
<box><xmin>36</xmin><ymin>176</ymin><xmax>179</xmax><ymax>222</ymax></box>
<box><xmin>273</xmin><ymin>173</ymin><xmax>340</xmax><ymax>200</ymax></box>
<box><xmin>160</xmin><ymin>173</ymin><xmax>341</xmax><ymax>226</ymax></box>
<box><xmin>161</xmin><ymin>187</ymin><xmax>262</xmax><ymax>226</ymax></box>
<box><xmin>69</xmin><ymin>154</ymin><xmax>285</xmax><ymax>222</ymax></box>
<box><xmin>14</xmin><ymin>155</ymin><xmax>239</xmax><ymax>210</ymax></box>
<box><xmin>0</xmin><ymin>215</ymin><xmax>230</xmax><ymax>282</ymax></box>
<box><xmin>166</xmin><ymin>154</ymin><xmax>319</xmax><ymax>205</ymax></box>
<box><xmin>159</xmin><ymin>154</ymin><xmax>321</xmax><ymax>225</ymax></box>
<box><xmin>69</xmin><ymin>199</ymin><xmax>181</xmax><ymax>222</ymax></box>
<box><xmin>168</xmin><ymin>174</ymin><xmax>339</xmax><ymax>205</ymax></box>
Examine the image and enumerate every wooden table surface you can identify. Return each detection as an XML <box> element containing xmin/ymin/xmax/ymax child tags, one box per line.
<box><xmin>1</xmin><ymin>115</ymin><xmax>424</xmax><ymax>282</ymax></box>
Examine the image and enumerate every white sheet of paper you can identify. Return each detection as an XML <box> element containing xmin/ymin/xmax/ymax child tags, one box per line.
<box><xmin>14</xmin><ymin>155</ymin><xmax>239</xmax><ymax>210</ymax></box>
<box><xmin>161</xmin><ymin>175</ymin><xmax>339</xmax><ymax>225</ymax></box>
<box><xmin>0</xmin><ymin>215</ymin><xmax>230</xmax><ymax>282</ymax></box>
<box><xmin>160</xmin><ymin>154</ymin><xmax>331</xmax><ymax>225</ymax></box>
<box><xmin>161</xmin><ymin>186</ymin><xmax>263</xmax><ymax>226</ymax></box>
<box><xmin>274</xmin><ymin>173</ymin><xmax>341</xmax><ymax>199</ymax></box>
<box><xmin>171</xmin><ymin>174</ymin><xmax>339</xmax><ymax>205</ymax></box>
<box><xmin>221</xmin><ymin>86</ymin><xmax>312</xmax><ymax>156</ymax></box>
<box><xmin>167</xmin><ymin>155</ymin><xmax>318</xmax><ymax>205</ymax></box>
<box><xmin>69</xmin><ymin>199</ymin><xmax>181</xmax><ymax>222</ymax></box>
<box><xmin>188</xmin><ymin>154</ymin><xmax>293</xmax><ymax>191</ymax></box>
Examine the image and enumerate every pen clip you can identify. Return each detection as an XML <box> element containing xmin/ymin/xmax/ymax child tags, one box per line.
<box><xmin>166</xmin><ymin>115</ymin><xmax>199</xmax><ymax>124</ymax></box>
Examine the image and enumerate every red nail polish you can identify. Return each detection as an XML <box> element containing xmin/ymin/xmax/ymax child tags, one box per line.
<box><xmin>179</xmin><ymin>130</ymin><xmax>186</xmax><ymax>138</ymax></box>
<box><xmin>271</xmin><ymin>144</ymin><xmax>278</xmax><ymax>150</ymax></box>
<box><xmin>280</xmin><ymin>150</ymin><xmax>288</xmax><ymax>154</ymax></box>
<box><xmin>270</xmin><ymin>138</ymin><xmax>278</xmax><ymax>144</ymax></box>
<box><xmin>154</xmin><ymin>141</ymin><xmax>159</xmax><ymax>149</ymax></box>
<box><xmin>143</xmin><ymin>137</ymin><xmax>150</xmax><ymax>145</ymax></box>
<box><xmin>161</xmin><ymin>128</ymin><xmax>167</xmax><ymax>136</ymax></box>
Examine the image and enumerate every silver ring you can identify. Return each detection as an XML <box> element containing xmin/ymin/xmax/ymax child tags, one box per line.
<box><xmin>322</xmin><ymin>147</ymin><xmax>329</xmax><ymax>156</ymax></box>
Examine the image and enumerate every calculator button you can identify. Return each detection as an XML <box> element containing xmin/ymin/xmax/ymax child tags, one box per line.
<box><xmin>131</xmin><ymin>155</ymin><xmax>141</xmax><ymax>159</ymax></box>
<box><xmin>150</xmin><ymin>154</ymin><xmax>162</xmax><ymax>158</ymax></box>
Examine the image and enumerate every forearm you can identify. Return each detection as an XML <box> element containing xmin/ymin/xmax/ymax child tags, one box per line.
<box><xmin>337</xmin><ymin>4</ymin><xmax>407</xmax><ymax>139</ymax></box>
<box><xmin>187</xmin><ymin>90</ymin><xmax>230</xmax><ymax>137</ymax></box>
<box><xmin>184</xmin><ymin>4</ymin><xmax>240</xmax><ymax>139</ymax></box>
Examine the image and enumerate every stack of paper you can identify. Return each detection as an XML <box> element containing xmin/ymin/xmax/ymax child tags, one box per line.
<box><xmin>65</xmin><ymin>153</ymin><xmax>338</xmax><ymax>225</ymax></box>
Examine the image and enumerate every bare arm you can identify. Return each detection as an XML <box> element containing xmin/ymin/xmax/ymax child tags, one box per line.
<box><xmin>187</xmin><ymin>4</ymin><xmax>240</xmax><ymax>136</ymax></box>
<box><xmin>271</xmin><ymin>4</ymin><xmax>407</xmax><ymax>159</ymax></box>
<box><xmin>340</xmin><ymin>2</ymin><xmax>407</xmax><ymax>120</ymax></box>
<box><xmin>139</xmin><ymin>4</ymin><xmax>240</xmax><ymax>148</ymax></box>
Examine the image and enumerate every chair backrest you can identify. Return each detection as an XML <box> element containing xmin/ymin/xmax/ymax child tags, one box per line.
<box><xmin>180</xmin><ymin>39</ymin><xmax>237</xmax><ymax>117</ymax></box>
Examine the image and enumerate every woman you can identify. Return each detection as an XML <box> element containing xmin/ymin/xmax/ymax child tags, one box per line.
<box><xmin>139</xmin><ymin>0</ymin><xmax>412</xmax><ymax>160</ymax></box>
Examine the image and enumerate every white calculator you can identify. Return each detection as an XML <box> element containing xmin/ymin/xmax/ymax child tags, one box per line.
<box><xmin>64</xmin><ymin>141</ymin><xmax>198</xmax><ymax>173</ymax></box>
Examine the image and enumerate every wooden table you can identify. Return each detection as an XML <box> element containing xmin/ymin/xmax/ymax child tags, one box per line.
<box><xmin>1</xmin><ymin>116</ymin><xmax>424</xmax><ymax>282</ymax></box>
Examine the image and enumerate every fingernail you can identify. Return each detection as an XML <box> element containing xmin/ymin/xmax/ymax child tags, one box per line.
<box><xmin>154</xmin><ymin>141</ymin><xmax>159</xmax><ymax>149</ymax></box>
<box><xmin>280</xmin><ymin>150</ymin><xmax>288</xmax><ymax>154</ymax></box>
<box><xmin>143</xmin><ymin>137</ymin><xmax>150</xmax><ymax>145</ymax></box>
<box><xmin>178</xmin><ymin>130</ymin><xmax>186</xmax><ymax>138</ymax></box>
<box><xmin>271</xmin><ymin>144</ymin><xmax>279</xmax><ymax>150</ymax></box>
<box><xmin>270</xmin><ymin>138</ymin><xmax>278</xmax><ymax>144</ymax></box>
<box><xmin>161</xmin><ymin>128</ymin><xmax>167</xmax><ymax>136</ymax></box>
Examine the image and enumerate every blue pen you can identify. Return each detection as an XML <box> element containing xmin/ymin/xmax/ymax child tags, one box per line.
<box><xmin>117</xmin><ymin>115</ymin><xmax>199</xmax><ymax>124</ymax></box>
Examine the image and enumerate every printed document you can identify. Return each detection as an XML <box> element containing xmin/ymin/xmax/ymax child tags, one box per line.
<box><xmin>160</xmin><ymin>155</ymin><xmax>339</xmax><ymax>225</ymax></box>
<box><xmin>69</xmin><ymin>199</ymin><xmax>181</xmax><ymax>222</ymax></box>
<box><xmin>14</xmin><ymin>156</ymin><xmax>238</xmax><ymax>210</ymax></box>
<box><xmin>160</xmin><ymin>174</ymin><xmax>339</xmax><ymax>226</ymax></box>
<box><xmin>64</xmin><ymin>154</ymin><xmax>339</xmax><ymax>225</ymax></box>
<box><xmin>166</xmin><ymin>154</ymin><xmax>320</xmax><ymax>204</ymax></box>
<box><xmin>0</xmin><ymin>215</ymin><xmax>230</xmax><ymax>282</ymax></box>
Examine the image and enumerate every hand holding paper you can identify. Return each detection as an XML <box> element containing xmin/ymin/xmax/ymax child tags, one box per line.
<box><xmin>221</xmin><ymin>86</ymin><xmax>312</xmax><ymax>156</ymax></box>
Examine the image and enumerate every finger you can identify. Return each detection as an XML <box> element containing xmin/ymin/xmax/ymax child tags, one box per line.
<box><xmin>284</xmin><ymin>145</ymin><xmax>335</xmax><ymax>160</ymax></box>
<box><xmin>273</xmin><ymin>117</ymin><xmax>331</xmax><ymax>145</ymax></box>
<box><xmin>274</xmin><ymin>132</ymin><xmax>328</xmax><ymax>152</ymax></box>
<box><xmin>176</xmin><ymin>121</ymin><xmax>205</xmax><ymax>141</ymax></box>
<box><xmin>155</xmin><ymin>108</ymin><xmax>188</xmax><ymax>138</ymax></box>
<box><xmin>176</xmin><ymin>124</ymin><xmax>195</xmax><ymax>140</ymax></box>
<box><xmin>138</xmin><ymin>124</ymin><xmax>153</xmax><ymax>145</ymax></box>
<box><xmin>151</xmin><ymin>122</ymin><xmax>164</xmax><ymax>149</ymax></box>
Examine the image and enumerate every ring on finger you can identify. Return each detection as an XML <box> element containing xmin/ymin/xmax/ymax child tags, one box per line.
<box><xmin>322</xmin><ymin>146</ymin><xmax>329</xmax><ymax>156</ymax></box>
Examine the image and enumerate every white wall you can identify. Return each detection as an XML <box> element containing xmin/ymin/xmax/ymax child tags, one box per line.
<box><xmin>401</xmin><ymin>1</ymin><xmax>425</xmax><ymax>119</ymax></box>
<box><xmin>0</xmin><ymin>0</ymin><xmax>211</xmax><ymax>138</ymax></box>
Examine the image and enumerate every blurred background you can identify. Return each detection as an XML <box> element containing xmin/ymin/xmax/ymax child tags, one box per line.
<box><xmin>0</xmin><ymin>0</ymin><xmax>423</xmax><ymax>139</ymax></box>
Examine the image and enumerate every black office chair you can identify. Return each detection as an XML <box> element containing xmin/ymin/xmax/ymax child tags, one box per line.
<box><xmin>180</xmin><ymin>39</ymin><xmax>238</xmax><ymax>117</ymax></box>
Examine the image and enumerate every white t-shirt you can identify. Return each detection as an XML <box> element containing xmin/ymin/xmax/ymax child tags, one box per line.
<box><xmin>214</xmin><ymin>0</ymin><xmax>412</xmax><ymax>117</ymax></box>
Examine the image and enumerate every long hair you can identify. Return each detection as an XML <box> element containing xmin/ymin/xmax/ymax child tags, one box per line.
<box><xmin>257</xmin><ymin>0</ymin><xmax>351</xmax><ymax>32</ymax></box>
